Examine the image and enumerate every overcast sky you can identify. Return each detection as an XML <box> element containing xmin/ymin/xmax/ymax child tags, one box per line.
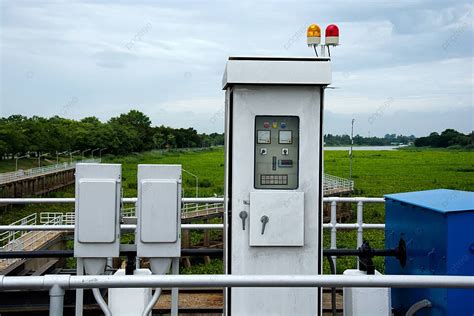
<box><xmin>0</xmin><ymin>0</ymin><xmax>472</xmax><ymax>136</ymax></box>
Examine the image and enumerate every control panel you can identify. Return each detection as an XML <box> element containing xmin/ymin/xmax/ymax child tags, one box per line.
<box><xmin>254</xmin><ymin>116</ymin><xmax>299</xmax><ymax>189</ymax></box>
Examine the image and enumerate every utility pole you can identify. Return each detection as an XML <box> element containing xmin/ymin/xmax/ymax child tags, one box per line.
<box><xmin>350</xmin><ymin>118</ymin><xmax>355</xmax><ymax>180</ymax></box>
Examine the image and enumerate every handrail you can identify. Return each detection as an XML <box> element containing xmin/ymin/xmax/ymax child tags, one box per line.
<box><xmin>0</xmin><ymin>159</ymin><xmax>101</xmax><ymax>184</ymax></box>
<box><xmin>0</xmin><ymin>196</ymin><xmax>386</xmax><ymax>272</ymax></box>
<box><xmin>1</xmin><ymin>274</ymin><xmax>473</xmax><ymax>290</ymax></box>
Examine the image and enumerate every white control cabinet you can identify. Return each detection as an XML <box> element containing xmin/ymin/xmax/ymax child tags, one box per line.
<box><xmin>223</xmin><ymin>57</ymin><xmax>331</xmax><ymax>315</ymax></box>
<box><xmin>136</xmin><ymin>164</ymin><xmax>181</xmax><ymax>258</ymax></box>
<box><xmin>74</xmin><ymin>163</ymin><xmax>122</xmax><ymax>258</ymax></box>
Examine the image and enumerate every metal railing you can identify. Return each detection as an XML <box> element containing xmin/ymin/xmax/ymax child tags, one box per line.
<box><xmin>0</xmin><ymin>197</ymin><xmax>473</xmax><ymax>316</ymax></box>
<box><xmin>0</xmin><ymin>159</ymin><xmax>101</xmax><ymax>185</ymax></box>
<box><xmin>40</xmin><ymin>212</ymin><xmax>75</xmax><ymax>225</ymax></box>
<box><xmin>0</xmin><ymin>214</ymin><xmax>66</xmax><ymax>268</ymax></box>
<box><xmin>0</xmin><ymin>274</ymin><xmax>473</xmax><ymax>316</ymax></box>
<box><xmin>0</xmin><ymin>197</ymin><xmax>382</xmax><ymax>271</ymax></box>
<box><xmin>0</xmin><ymin>213</ymin><xmax>37</xmax><ymax>246</ymax></box>
<box><xmin>323</xmin><ymin>174</ymin><xmax>354</xmax><ymax>195</ymax></box>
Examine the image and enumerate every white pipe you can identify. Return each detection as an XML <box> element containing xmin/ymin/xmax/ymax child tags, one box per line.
<box><xmin>0</xmin><ymin>197</ymin><xmax>384</xmax><ymax>205</ymax></box>
<box><xmin>406</xmin><ymin>299</ymin><xmax>432</xmax><ymax>316</ymax></box>
<box><xmin>0</xmin><ymin>223</ymin><xmax>224</xmax><ymax>232</ymax></box>
<box><xmin>2</xmin><ymin>274</ymin><xmax>474</xmax><ymax>290</ymax></box>
<box><xmin>92</xmin><ymin>288</ymin><xmax>112</xmax><ymax>316</ymax></box>
<box><xmin>142</xmin><ymin>288</ymin><xmax>161</xmax><ymax>316</ymax></box>
<box><xmin>0</xmin><ymin>197</ymin><xmax>225</xmax><ymax>204</ymax></box>
<box><xmin>330</xmin><ymin>201</ymin><xmax>337</xmax><ymax>271</ymax></box>
<box><xmin>0</xmin><ymin>223</ymin><xmax>387</xmax><ymax>232</ymax></box>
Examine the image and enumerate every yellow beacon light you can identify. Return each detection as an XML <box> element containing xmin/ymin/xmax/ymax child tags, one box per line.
<box><xmin>307</xmin><ymin>24</ymin><xmax>321</xmax><ymax>46</ymax></box>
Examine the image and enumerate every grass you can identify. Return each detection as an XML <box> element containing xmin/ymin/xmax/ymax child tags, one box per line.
<box><xmin>1</xmin><ymin>147</ymin><xmax>472</xmax><ymax>273</ymax></box>
<box><xmin>104</xmin><ymin>149</ymin><xmax>225</xmax><ymax>198</ymax></box>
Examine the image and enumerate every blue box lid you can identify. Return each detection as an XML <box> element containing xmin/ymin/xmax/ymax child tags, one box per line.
<box><xmin>385</xmin><ymin>189</ymin><xmax>474</xmax><ymax>213</ymax></box>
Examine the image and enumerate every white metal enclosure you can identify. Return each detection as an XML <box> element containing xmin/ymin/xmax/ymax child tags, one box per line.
<box><xmin>223</xmin><ymin>57</ymin><xmax>331</xmax><ymax>315</ymax></box>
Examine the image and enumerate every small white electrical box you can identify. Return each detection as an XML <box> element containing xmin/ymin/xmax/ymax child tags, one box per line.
<box><xmin>137</xmin><ymin>164</ymin><xmax>181</xmax><ymax>258</ymax></box>
<box><xmin>74</xmin><ymin>163</ymin><xmax>121</xmax><ymax>258</ymax></box>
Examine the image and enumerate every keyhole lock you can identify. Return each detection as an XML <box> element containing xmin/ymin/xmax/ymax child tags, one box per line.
<box><xmin>239</xmin><ymin>211</ymin><xmax>248</xmax><ymax>230</ymax></box>
<box><xmin>260</xmin><ymin>215</ymin><xmax>269</xmax><ymax>235</ymax></box>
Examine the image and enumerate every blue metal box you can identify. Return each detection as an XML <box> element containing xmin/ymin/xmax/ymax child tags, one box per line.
<box><xmin>385</xmin><ymin>189</ymin><xmax>474</xmax><ymax>316</ymax></box>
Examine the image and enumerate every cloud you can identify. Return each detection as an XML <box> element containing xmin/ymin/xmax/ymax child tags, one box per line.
<box><xmin>0</xmin><ymin>0</ymin><xmax>472</xmax><ymax>136</ymax></box>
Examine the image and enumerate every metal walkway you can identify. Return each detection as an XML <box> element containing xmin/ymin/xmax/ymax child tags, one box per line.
<box><xmin>0</xmin><ymin>159</ymin><xmax>100</xmax><ymax>185</ymax></box>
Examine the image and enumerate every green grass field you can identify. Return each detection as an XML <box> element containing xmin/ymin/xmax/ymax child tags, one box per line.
<box><xmin>1</xmin><ymin>147</ymin><xmax>472</xmax><ymax>273</ymax></box>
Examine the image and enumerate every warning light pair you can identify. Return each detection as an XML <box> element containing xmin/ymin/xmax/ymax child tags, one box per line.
<box><xmin>307</xmin><ymin>24</ymin><xmax>339</xmax><ymax>47</ymax></box>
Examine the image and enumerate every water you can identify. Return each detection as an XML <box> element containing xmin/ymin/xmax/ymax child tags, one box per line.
<box><xmin>324</xmin><ymin>145</ymin><xmax>406</xmax><ymax>151</ymax></box>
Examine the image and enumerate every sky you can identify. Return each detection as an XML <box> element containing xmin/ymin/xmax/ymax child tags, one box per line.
<box><xmin>0</xmin><ymin>0</ymin><xmax>472</xmax><ymax>137</ymax></box>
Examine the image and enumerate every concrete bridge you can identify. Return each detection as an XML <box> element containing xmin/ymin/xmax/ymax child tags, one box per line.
<box><xmin>0</xmin><ymin>159</ymin><xmax>100</xmax><ymax>199</ymax></box>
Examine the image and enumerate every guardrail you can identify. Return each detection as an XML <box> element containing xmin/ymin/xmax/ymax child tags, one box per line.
<box><xmin>0</xmin><ymin>197</ymin><xmax>382</xmax><ymax>271</ymax></box>
<box><xmin>0</xmin><ymin>215</ymin><xmax>65</xmax><ymax>268</ymax></box>
<box><xmin>0</xmin><ymin>159</ymin><xmax>101</xmax><ymax>185</ymax></box>
<box><xmin>324</xmin><ymin>174</ymin><xmax>354</xmax><ymax>195</ymax></box>
<box><xmin>0</xmin><ymin>196</ymin><xmax>472</xmax><ymax>316</ymax></box>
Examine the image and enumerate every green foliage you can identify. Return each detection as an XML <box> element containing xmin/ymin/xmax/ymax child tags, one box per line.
<box><xmin>180</xmin><ymin>259</ymin><xmax>224</xmax><ymax>274</ymax></box>
<box><xmin>104</xmin><ymin>148</ymin><xmax>225</xmax><ymax>197</ymax></box>
<box><xmin>415</xmin><ymin>129</ymin><xmax>472</xmax><ymax>148</ymax></box>
<box><xmin>0</xmin><ymin>111</ymin><xmax>224</xmax><ymax>163</ymax></box>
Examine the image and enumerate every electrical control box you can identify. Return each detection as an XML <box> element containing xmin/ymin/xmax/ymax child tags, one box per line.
<box><xmin>223</xmin><ymin>56</ymin><xmax>331</xmax><ymax>315</ymax></box>
<box><xmin>254</xmin><ymin>116</ymin><xmax>299</xmax><ymax>190</ymax></box>
<box><xmin>136</xmin><ymin>164</ymin><xmax>181</xmax><ymax>259</ymax></box>
<box><xmin>385</xmin><ymin>189</ymin><xmax>474</xmax><ymax>316</ymax></box>
<box><xmin>74</xmin><ymin>163</ymin><xmax>122</xmax><ymax>258</ymax></box>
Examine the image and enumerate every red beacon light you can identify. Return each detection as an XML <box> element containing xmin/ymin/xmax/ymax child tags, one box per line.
<box><xmin>325</xmin><ymin>24</ymin><xmax>339</xmax><ymax>46</ymax></box>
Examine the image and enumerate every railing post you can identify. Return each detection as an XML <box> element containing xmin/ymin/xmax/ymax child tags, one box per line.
<box><xmin>75</xmin><ymin>258</ymin><xmax>84</xmax><ymax>316</ymax></box>
<box><xmin>330</xmin><ymin>201</ymin><xmax>337</xmax><ymax>272</ymax></box>
<box><xmin>49</xmin><ymin>284</ymin><xmax>65</xmax><ymax>316</ymax></box>
<box><xmin>356</xmin><ymin>201</ymin><xmax>363</xmax><ymax>269</ymax></box>
<box><xmin>171</xmin><ymin>257</ymin><xmax>180</xmax><ymax>316</ymax></box>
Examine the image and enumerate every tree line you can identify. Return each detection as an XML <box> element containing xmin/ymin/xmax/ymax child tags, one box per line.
<box><xmin>414</xmin><ymin>129</ymin><xmax>473</xmax><ymax>149</ymax></box>
<box><xmin>0</xmin><ymin>110</ymin><xmax>224</xmax><ymax>159</ymax></box>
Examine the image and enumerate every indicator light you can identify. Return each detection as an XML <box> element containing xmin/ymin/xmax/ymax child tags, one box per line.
<box><xmin>263</xmin><ymin>122</ymin><xmax>270</xmax><ymax>128</ymax></box>
<box><xmin>280</xmin><ymin>122</ymin><xmax>287</xmax><ymax>129</ymax></box>
<box><xmin>325</xmin><ymin>24</ymin><xmax>339</xmax><ymax>46</ymax></box>
<box><xmin>307</xmin><ymin>24</ymin><xmax>321</xmax><ymax>46</ymax></box>
<box><xmin>272</xmin><ymin>122</ymin><xmax>278</xmax><ymax>129</ymax></box>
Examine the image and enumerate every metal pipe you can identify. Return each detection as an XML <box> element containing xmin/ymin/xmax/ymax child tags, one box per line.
<box><xmin>0</xmin><ymin>197</ymin><xmax>225</xmax><ymax>204</ymax></box>
<box><xmin>75</xmin><ymin>258</ymin><xmax>84</xmax><ymax>316</ymax></box>
<box><xmin>92</xmin><ymin>288</ymin><xmax>112</xmax><ymax>316</ymax></box>
<box><xmin>0</xmin><ymin>197</ymin><xmax>384</xmax><ymax>205</ymax></box>
<box><xmin>330</xmin><ymin>201</ymin><xmax>337</xmax><ymax>272</ymax></box>
<box><xmin>0</xmin><ymin>223</ymin><xmax>387</xmax><ymax>232</ymax></box>
<box><xmin>2</xmin><ymin>275</ymin><xmax>474</xmax><ymax>290</ymax></box>
<box><xmin>406</xmin><ymin>299</ymin><xmax>432</xmax><ymax>316</ymax></box>
<box><xmin>49</xmin><ymin>284</ymin><xmax>65</xmax><ymax>316</ymax></box>
<box><xmin>356</xmin><ymin>201</ymin><xmax>364</xmax><ymax>270</ymax></box>
<box><xmin>0</xmin><ymin>223</ymin><xmax>224</xmax><ymax>232</ymax></box>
